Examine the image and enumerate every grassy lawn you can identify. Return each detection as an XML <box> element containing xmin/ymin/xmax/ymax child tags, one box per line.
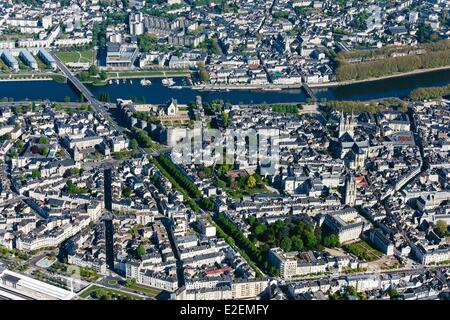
<box><xmin>126</xmin><ymin>283</ymin><xmax>162</xmax><ymax>297</ymax></box>
<box><xmin>112</xmin><ymin>150</ymin><xmax>138</xmax><ymax>160</ymax></box>
<box><xmin>56</xmin><ymin>50</ymin><xmax>93</xmax><ymax>64</ymax></box>
<box><xmin>214</xmin><ymin>175</ymin><xmax>271</xmax><ymax>200</ymax></box>
<box><xmin>18</xmin><ymin>60</ymin><xmax>31</xmax><ymax>71</ymax></box>
<box><xmin>0</xmin><ymin>60</ymin><xmax>10</xmax><ymax>72</ymax></box>
<box><xmin>227</xmin><ymin>185</ymin><xmax>270</xmax><ymax>199</ymax></box>
<box><xmin>344</xmin><ymin>240</ymin><xmax>383</xmax><ymax>262</ymax></box>
<box><xmin>35</xmin><ymin>56</ymin><xmax>47</xmax><ymax>70</ymax></box>
<box><xmin>79</xmin><ymin>285</ymin><xmax>142</xmax><ymax>300</ymax></box>
<box><xmin>35</xmin><ymin>54</ymin><xmax>53</xmax><ymax>71</ymax></box>
<box><xmin>79</xmin><ymin>51</ymin><xmax>93</xmax><ymax>63</ymax></box>
<box><xmin>0</xmin><ymin>33</ymin><xmax>27</xmax><ymax>41</ymax></box>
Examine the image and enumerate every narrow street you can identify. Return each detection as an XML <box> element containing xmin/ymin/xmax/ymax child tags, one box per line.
<box><xmin>161</xmin><ymin>218</ymin><xmax>185</xmax><ymax>288</ymax></box>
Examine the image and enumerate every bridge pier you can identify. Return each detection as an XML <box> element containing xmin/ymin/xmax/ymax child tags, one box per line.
<box><xmin>302</xmin><ymin>83</ymin><xmax>317</xmax><ymax>101</ymax></box>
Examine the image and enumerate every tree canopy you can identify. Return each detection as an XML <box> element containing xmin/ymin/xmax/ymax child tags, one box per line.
<box><xmin>435</xmin><ymin>220</ymin><xmax>450</xmax><ymax>238</ymax></box>
<box><xmin>249</xmin><ymin>217</ymin><xmax>322</xmax><ymax>253</ymax></box>
<box><xmin>136</xmin><ymin>244</ymin><xmax>146</xmax><ymax>257</ymax></box>
<box><xmin>137</xmin><ymin>34</ymin><xmax>158</xmax><ymax>52</ymax></box>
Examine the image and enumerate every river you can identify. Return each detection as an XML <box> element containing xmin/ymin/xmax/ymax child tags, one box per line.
<box><xmin>0</xmin><ymin>68</ymin><xmax>450</xmax><ymax>104</ymax></box>
<box><xmin>0</xmin><ymin>79</ymin><xmax>79</xmax><ymax>102</ymax></box>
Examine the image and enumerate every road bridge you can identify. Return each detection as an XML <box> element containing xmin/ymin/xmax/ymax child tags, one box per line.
<box><xmin>302</xmin><ymin>83</ymin><xmax>316</xmax><ymax>100</ymax></box>
<box><xmin>50</xmin><ymin>52</ymin><xmax>122</xmax><ymax>134</ymax></box>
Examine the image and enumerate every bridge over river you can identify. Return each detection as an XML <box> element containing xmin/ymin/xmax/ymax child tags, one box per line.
<box><xmin>50</xmin><ymin>52</ymin><xmax>122</xmax><ymax>133</ymax></box>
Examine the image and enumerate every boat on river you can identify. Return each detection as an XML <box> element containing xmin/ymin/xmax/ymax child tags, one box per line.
<box><xmin>140</xmin><ymin>79</ymin><xmax>152</xmax><ymax>86</ymax></box>
<box><xmin>162</xmin><ymin>78</ymin><xmax>175</xmax><ymax>86</ymax></box>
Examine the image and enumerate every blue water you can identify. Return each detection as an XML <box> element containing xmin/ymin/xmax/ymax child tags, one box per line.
<box><xmin>0</xmin><ymin>80</ymin><xmax>79</xmax><ymax>102</ymax></box>
<box><xmin>0</xmin><ymin>68</ymin><xmax>450</xmax><ymax>103</ymax></box>
<box><xmin>87</xmin><ymin>78</ymin><xmax>308</xmax><ymax>104</ymax></box>
<box><xmin>314</xmin><ymin>68</ymin><xmax>450</xmax><ymax>101</ymax></box>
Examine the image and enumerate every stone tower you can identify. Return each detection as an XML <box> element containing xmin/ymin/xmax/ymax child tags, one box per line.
<box><xmin>339</xmin><ymin>111</ymin><xmax>355</xmax><ymax>138</ymax></box>
<box><xmin>345</xmin><ymin>173</ymin><xmax>357</xmax><ymax>206</ymax></box>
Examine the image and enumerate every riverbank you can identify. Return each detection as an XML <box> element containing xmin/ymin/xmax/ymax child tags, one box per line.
<box><xmin>0</xmin><ymin>77</ymin><xmax>52</xmax><ymax>81</ymax></box>
<box><xmin>80</xmin><ymin>70</ymin><xmax>191</xmax><ymax>86</ymax></box>
<box><xmin>0</xmin><ymin>73</ymin><xmax>62</xmax><ymax>82</ymax></box>
<box><xmin>106</xmin><ymin>70</ymin><xmax>190</xmax><ymax>79</ymax></box>
<box><xmin>193</xmin><ymin>66</ymin><xmax>450</xmax><ymax>91</ymax></box>
<box><xmin>1</xmin><ymin>66</ymin><xmax>450</xmax><ymax>104</ymax></box>
<box><xmin>309</xmin><ymin>66</ymin><xmax>450</xmax><ymax>88</ymax></box>
<box><xmin>192</xmin><ymin>83</ymin><xmax>299</xmax><ymax>91</ymax></box>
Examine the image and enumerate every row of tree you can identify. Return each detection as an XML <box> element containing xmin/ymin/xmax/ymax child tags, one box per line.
<box><xmin>150</xmin><ymin>157</ymin><xmax>201</xmax><ymax>212</ymax></box>
<box><xmin>156</xmin><ymin>154</ymin><xmax>202</xmax><ymax>199</ymax></box>
<box><xmin>338</xmin><ymin>39</ymin><xmax>450</xmax><ymax>61</ymax></box>
<box><xmin>131</xmin><ymin>127</ymin><xmax>153</xmax><ymax>148</ymax></box>
<box><xmin>409</xmin><ymin>84</ymin><xmax>450</xmax><ymax>101</ymax></box>
<box><xmin>99</xmin><ymin>92</ymin><xmax>110</xmax><ymax>102</ymax></box>
<box><xmin>215</xmin><ymin>212</ymin><xmax>278</xmax><ymax>276</ymax></box>
<box><xmin>336</xmin><ymin>48</ymin><xmax>450</xmax><ymax>81</ymax></box>
<box><xmin>271</xmin><ymin>104</ymin><xmax>303</xmax><ymax>114</ymax></box>
<box><xmin>325</xmin><ymin>99</ymin><xmax>407</xmax><ymax>113</ymax></box>
<box><xmin>199</xmin><ymin>197</ymin><xmax>215</xmax><ymax>211</ymax></box>
<box><xmin>208</xmin><ymin>216</ymin><xmax>264</xmax><ymax>277</ymax></box>
<box><xmin>92</xmin><ymin>22</ymin><xmax>107</xmax><ymax>48</ymax></box>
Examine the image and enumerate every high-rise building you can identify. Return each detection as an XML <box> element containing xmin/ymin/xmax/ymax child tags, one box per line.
<box><xmin>129</xmin><ymin>12</ymin><xmax>144</xmax><ymax>36</ymax></box>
